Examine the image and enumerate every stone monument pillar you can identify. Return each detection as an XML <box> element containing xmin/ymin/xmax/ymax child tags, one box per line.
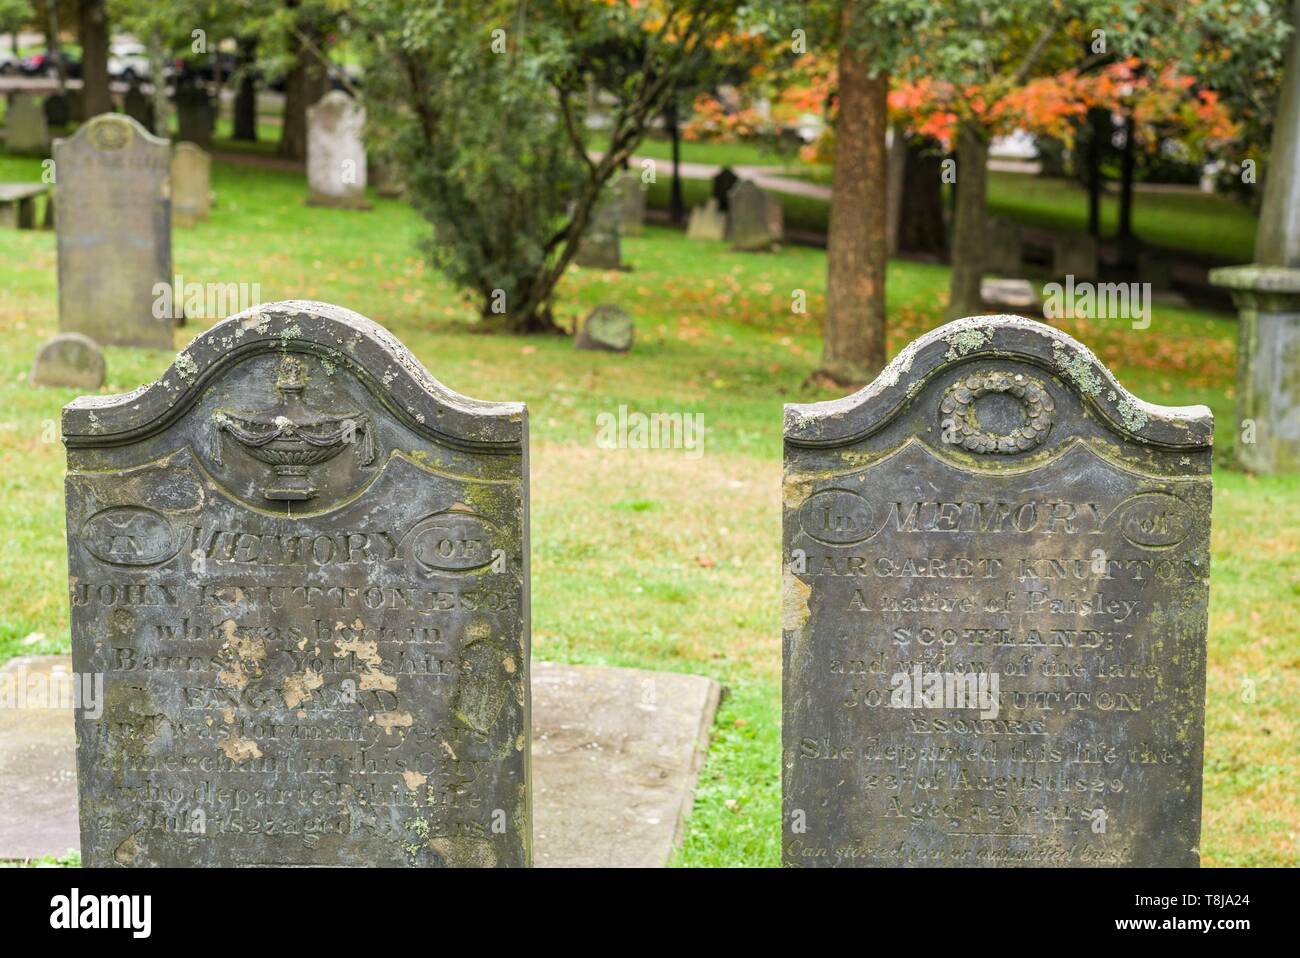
<box><xmin>1210</xmin><ymin>0</ymin><xmax>1300</xmax><ymax>472</ymax></box>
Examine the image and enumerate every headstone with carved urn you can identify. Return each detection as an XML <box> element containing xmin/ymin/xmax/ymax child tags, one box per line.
<box><xmin>64</xmin><ymin>300</ymin><xmax>531</xmax><ymax>867</ymax></box>
<box><xmin>782</xmin><ymin>315</ymin><xmax>1212</xmax><ymax>867</ymax></box>
<box><xmin>54</xmin><ymin>113</ymin><xmax>173</xmax><ymax>349</ymax></box>
<box><xmin>307</xmin><ymin>91</ymin><xmax>370</xmax><ymax>210</ymax></box>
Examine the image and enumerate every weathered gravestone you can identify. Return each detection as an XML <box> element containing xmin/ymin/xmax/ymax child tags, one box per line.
<box><xmin>171</xmin><ymin>142</ymin><xmax>212</xmax><ymax>227</ymax></box>
<box><xmin>782</xmin><ymin>315</ymin><xmax>1212</xmax><ymax>867</ymax></box>
<box><xmin>619</xmin><ymin>170</ymin><xmax>647</xmax><ymax>237</ymax></box>
<box><xmin>574</xmin><ymin>187</ymin><xmax>622</xmax><ymax>269</ymax></box>
<box><xmin>5</xmin><ymin>92</ymin><xmax>49</xmax><ymax>155</ymax></box>
<box><xmin>30</xmin><ymin>332</ymin><xmax>105</xmax><ymax>389</ymax></box>
<box><xmin>175</xmin><ymin>84</ymin><xmax>215</xmax><ymax>149</ymax></box>
<box><xmin>576</xmin><ymin>304</ymin><xmax>634</xmax><ymax>352</ymax></box>
<box><xmin>686</xmin><ymin>198</ymin><xmax>726</xmax><ymax>242</ymax></box>
<box><xmin>63</xmin><ymin>300</ymin><xmax>531</xmax><ymax>867</ymax></box>
<box><xmin>54</xmin><ymin>114</ymin><xmax>173</xmax><ymax>350</ymax></box>
<box><xmin>122</xmin><ymin>84</ymin><xmax>156</xmax><ymax>135</ymax></box>
<box><xmin>984</xmin><ymin>216</ymin><xmax>1023</xmax><ymax>276</ymax></box>
<box><xmin>1053</xmin><ymin>232</ymin><xmax>1099</xmax><ymax>281</ymax></box>
<box><xmin>307</xmin><ymin>90</ymin><xmax>370</xmax><ymax>210</ymax></box>
<box><xmin>44</xmin><ymin>92</ymin><xmax>71</xmax><ymax>128</ymax></box>
<box><xmin>729</xmin><ymin>180</ymin><xmax>777</xmax><ymax>252</ymax></box>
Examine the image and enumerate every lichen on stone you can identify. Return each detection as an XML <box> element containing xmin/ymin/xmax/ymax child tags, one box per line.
<box><xmin>1116</xmin><ymin>398</ymin><xmax>1149</xmax><ymax>432</ymax></box>
<box><xmin>943</xmin><ymin>326</ymin><xmax>991</xmax><ymax>362</ymax></box>
<box><xmin>1052</xmin><ymin>341</ymin><xmax>1103</xmax><ymax>397</ymax></box>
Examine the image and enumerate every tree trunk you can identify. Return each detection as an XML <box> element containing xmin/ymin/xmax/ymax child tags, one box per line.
<box><xmin>233</xmin><ymin>38</ymin><xmax>259</xmax><ymax>141</ymax></box>
<box><xmin>814</xmin><ymin>0</ymin><xmax>888</xmax><ymax>388</ymax></box>
<box><xmin>897</xmin><ymin>136</ymin><xmax>947</xmax><ymax>257</ymax></box>
<box><xmin>78</xmin><ymin>0</ymin><xmax>111</xmax><ymax>117</ymax></box>
<box><xmin>1117</xmin><ymin>109</ymin><xmax>1138</xmax><ymax>267</ymax></box>
<box><xmin>885</xmin><ymin>123</ymin><xmax>906</xmax><ymax>256</ymax></box>
<box><xmin>944</xmin><ymin>120</ymin><xmax>989</xmax><ymax>322</ymax></box>
<box><xmin>46</xmin><ymin>3</ymin><xmax>65</xmax><ymax>94</ymax></box>
<box><xmin>667</xmin><ymin>99</ymin><xmax>684</xmax><ymax>225</ymax></box>
<box><xmin>147</xmin><ymin>29</ymin><xmax>170</xmax><ymax>137</ymax></box>
<box><xmin>278</xmin><ymin>29</ymin><xmax>328</xmax><ymax>160</ymax></box>
<box><xmin>1085</xmin><ymin>106</ymin><xmax>1108</xmax><ymax>237</ymax></box>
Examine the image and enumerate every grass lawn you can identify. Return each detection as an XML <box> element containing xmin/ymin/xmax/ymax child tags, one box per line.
<box><xmin>0</xmin><ymin>151</ymin><xmax>1295</xmax><ymax>867</ymax></box>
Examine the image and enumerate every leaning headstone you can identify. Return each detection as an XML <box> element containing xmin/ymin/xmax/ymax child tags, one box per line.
<box><xmin>686</xmin><ymin>198</ymin><xmax>727</xmax><ymax>241</ymax></box>
<box><xmin>574</xmin><ymin>187</ymin><xmax>622</xmax><ymax>269</ymax></box>
<box><xmin>1053</xmin><ymin>232</ymin><xmax>1099</xmax><ymax>280</ymax></box>
<box><xmin>307</xmin><ymin>90</ymin><xmax>370</xmax><ymax>210</ymax></box>
<box><xmin>175</xmin><ymin>84</ymin><xmax>215</xmax><ymax>149</ymax></box>
<box><xmin>30</xmin><ymin>332</ymin><xmax>105</xmax><ymax>389</ymax></box>
<box><xmin>55</xmin><ymin>113</ymin><xmax>173</xmax><ymax>349</ymax></box>
<box><xmin>984</xmin><ymin>216</ymin><xmax>1023</xmax><ymax>275</ymax></box>
<box><xmin>44</xmin><ymin>92</ymin><xmax>71</xmax><ymax>128</ymax></box>
<box><xmin>576</xmin><ymin>304</ymin><xmax>634</xmax><ymax>352</ymax></box>
<box><xmin>63</xmin><ymin>300</ymin><xmax>531</xmax><ymax>867</ymax></box>
<box><xmin>729</xmin><ymin>180</ymin><xmax>776</xmax><ymax>252</ymax></box>
<box><xmin>171</xmin><ymin>142</ymin><xmax>212</xmax><ymax>227</ymax></box>
<box><xmin>1209</xmin><ymin>0</ymin><xmax>1300</xmax><ymax>473</ymax></box>
<box><xmin>712</xmin><ymin>166</ymin><xmax>739</xmax><ymax>212</ymax></box>
<box><xmin>4</xmin><ymin>92</ymin><xmax>49</xmax><ymax>155</ymax></box>
<box><xmin>122</xmin><ymin>83</ymin><xmax>155</xmax><ymax>135</ymax></box>
<box><xmin>619</xmin><ymin>170</ymin><xmax>646</xmax><ymax>237</ymax></box>
<box><xmin>783</xmin><ymin>315</ymin><xmax>1212</xmax><ymax>867</ymax></box>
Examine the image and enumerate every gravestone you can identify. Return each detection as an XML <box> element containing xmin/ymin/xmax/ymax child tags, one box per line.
<box><xmin>1053</xmin><ymin>232</ymin><xmax>1099</xmax><ymax>281</ymax></box>
<box><xmin>63</xmin><ymin>300</ymin><xmax>531</xmax><ymax>867</ymax></box>
<box><xmin>729</xmin><ymin>180</ymin><xmax>776</xmax><ymax>252</ymax></box>
<box><xmin>576</xmin><ymin>304</ymin><xmax>634</xmax><ymax>352</ymax></box>
<box><xmin>712</xmin><ymin>166</ymin><xmax>739</xmax><ymax>212</ymax></box>
<box><xmin>783</xmin><ymin>315</ymin><xmax>1212</xmax><ymax>867</ymax></box>
<box><xmin>5</xmin><ymin>92</ymin><xmax>49</xmax><ymax>155</ymax></box>
<box><xmin>307</xmin><ymin>91</ymin><xmax>370</xmax><ymax>210</ymax></box>
<box><xmin>123</xmin><ymin>84</ymin><xmax>155</xmax><ymax>135</ymax></box>
<box><xmin>574</xmin><ymin>187</ymin><xmax>622</xmax><ymax>269</ymax></box>
<box><xmin>175</xmin><ymin>84</ymin><xmax>215</xmax><ymax>149</ymax></box>
<box><xmin>30</xmin><ymin>332</ymin><xmax>105</xmax><ymax>389</ymax></box>
<box><xmin>1137</xmin><ymin>249</ymin><xmax>1173</xmax><ymax>290</ymax></box>
<box><xmin>984</xmin><ymin>216</ymin><xmax>1023</xmax><ymax>275</ymax></box>
<box><xmin>172</xmin><ymin>142</ymin><xmax>212</xmax><ymax>227</ymax></box>
<box><xmin>619</xmin><ymin>171</ymin><xmax>647</xmax><ymax>237</ymax></box>
<box><xmin>44</xmin><ymin>92</ymin><xmax>71</xmax><ymax>128</ymax></box>
<box><xmin>686</xmin><ymin>198</ymin><xmax>726</xmax><ymax>241</ymax></box>
<box><xmin>55</xmin><ymin>113</ymin><xmax>173</xmax><ymax>350</ymax></box>
<box><xmin>766</xmin><ymin>191</ymin><xmax>785</xmax><ymax>242</ymax></box>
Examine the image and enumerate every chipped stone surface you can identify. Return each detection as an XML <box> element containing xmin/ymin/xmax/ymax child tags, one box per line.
<box><xmin>783</xmin><ymin>315</ymin><xmax>1212</xmax><ymax>867</ymax></box>
<box><xmin>54</xmin><ymin>114</ymin><xmax>173</xmax><ymax>349</ymax></box>
<box><xmin>64</xmin><ymin>301</ymin><xmax>530</xmax><ymax>866</ymax></box>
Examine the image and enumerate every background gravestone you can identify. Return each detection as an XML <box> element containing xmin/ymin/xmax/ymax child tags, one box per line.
<box><xmin>783</xmin><ymin>315</ymin><xmax>1212</xmax><ymax>867</ymax></box>
<box><xmin>64</xmin><ymin>300</ymin><xmax>531</xmax><ymax>867</ymax></box>
<box><xmin>54</xmin><ymin>113</ymin><xmax>173</xmax><ymax>350</ymax></box>
<box><xmin>619</xmin><ymin>170</ymin><xmax>647</xmax><ymax>237</ymax></box>
<box><xmin>175</xmin><ymin>84</ymin><xmax>215</xmax><ymax>149</ymax></box>
<box><xmin>574</xmin><ymin>187</ymin><xmax>623</xmax><ymax>269</ymax></box>
<box><xmin>307</xmin><ymin>91</ymin><xmax>370</xmax><ymax>210</ymax></box>
<box><xmin>729</xmin><ymin>181</ymin><xmax>776</xmax><ymax>251</ymax></box>
<box><xmin>172</xmin><ymin>142</ymin><xmax>212</xmax><ymax>227</ymax></box>
<box><xmin>43</xmin><ymin>92</ymin><xmax>71</xmax><ymax>128</ymax></box>
<box><xmin>1053</xmin><ymin>232</ymin><xmax>1099</xmax><ymax>281</ymax></box>
<box><xmin>984</xmin><ymin>216</ymin><xmax>1023</xmax><ymax>275</ymax></box>
<box><xmin>687</xmin><ymin>198</ymin><xmax>726</xmax><ymax>241</ymax></box>
<box><xmin>30</xmin><ymin>332</ymin><xmax>105</xmax><ymax>389</ymax></box>
<box><xmin>123</xmin><ymin>84</ymin><xmax>156</xmax><ymax>135</ymax></box>
<box><xmin>5</xmin><ymin>92</ymin><xmax>49</xmax><ymax>155</ymax></box>
<box><xmin>576</xmin><ymin>304</ymin><xmax>634</xmax><ymax>352</ymax></box>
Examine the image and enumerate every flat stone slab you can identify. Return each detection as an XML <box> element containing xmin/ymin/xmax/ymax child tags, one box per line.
<box><xmin>0</xmin><ymin>657</ymin><xmax>79</xmax><ymax>860</ymax></box>
<box><xmin>0</xmin><ymin>657</ymin><xmax>719</xmax><ymax>867</ymax></box>
<box><xmin>533</xmin><ymin>662</ymin><xmax>720</xmax><ymax>868</ymax></box>
<box><xmin>981</xmin><ymin>277</ymin><xmax>1040</xmax><ymax>309</ymax></box>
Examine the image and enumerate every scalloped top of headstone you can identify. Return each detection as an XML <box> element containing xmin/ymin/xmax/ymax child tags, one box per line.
<box><xmin>785</xmin><ymin>315</ymin><xmax>1212</xmax><ymax>452</ymax></box>
<box><xmin>56</xmin><ymin>111</ymin><xmax>169</xmax><ymax>157</ymax></box>
<box><xmin>63</xmin><ymin>300</ymin><xmax>524</xmax><ymax>453</ymax></box>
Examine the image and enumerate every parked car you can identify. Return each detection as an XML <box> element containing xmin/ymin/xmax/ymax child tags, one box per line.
<box><xmin>20</xmin><ymin>50</ymin><xmax>81</xmax><ymax>79</ymax></box>
<box><xmin>0</xmin><ymin>48</ymin><xmax>21</xmax><ymax>75</ymax></box>
<box><xmin>108</xmin><ymin>41</ymin><xmax>151</xmax><ymax>82</ymax></box>
<box><xmin>171</xmin><ymin>51</ymin><xmax>238</xmax><ymax>84</ymax></box>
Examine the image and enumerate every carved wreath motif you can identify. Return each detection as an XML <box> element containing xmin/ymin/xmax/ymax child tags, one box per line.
<box><xmin>88</xmin><ymin>118</ymin><xmax>132</xmax><ymax>151</ymax></box>
<box><xmin>939</xmin><ymin>370</ymin><xmax>1054</xmax><ymax>454</ymax></box>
